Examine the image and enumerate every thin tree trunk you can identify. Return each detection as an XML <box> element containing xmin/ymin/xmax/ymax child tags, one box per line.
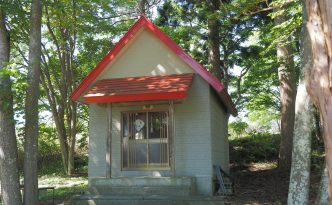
<box><xmin>23</xmin><ymin>0</ymin><xmax>42</xmax><ymax>204</ymax></box>
<box><xmin>0</xmin><ymin>9</ymin><xmax>22</xmax><ymax>205</ymax></box>
<box><xmin>207</xmin><ymin>0</ymin><xmax>223</xmax><ymax>83</ymax></box>
<box><xmin>67</xmin><ymin>104</ymin><xmax>77</xmax><ymax>175</ymax></box>
<box><xmin>304</xmin><ymin>0</ymin><xmax>332</xmax><ymax>199</ymax></box>
<box><xmin>315</xmin><ymin>163</ymin><xmax>330</xmax><ymax>205</ymax></box>
<box><xmin>275</xmin><ymin>12</ymin><xmax>297</xmax><ymax>173</ymax></box>
<box><xmin>42</xmin><ymin>3</ymin><xmax>78</xmax><ymax>175</ymax></box>
<box><xmin>287</xmin><ymin>81</ymin><xmax>313</xmax><ymax>204</ymax></box>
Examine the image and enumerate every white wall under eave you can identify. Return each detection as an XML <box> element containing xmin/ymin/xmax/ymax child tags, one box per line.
<box><xmin>88</xmin><ymin>104</ymin><xmax>108</xmax><ymax>179</ymax></box>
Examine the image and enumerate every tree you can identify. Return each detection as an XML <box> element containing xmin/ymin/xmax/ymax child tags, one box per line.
<box><xmin>139</xmin><ymin>0</ymin><xmax>146</xmax><ymax>14</ymax></box>
<box><xmin>207</xmin><ymin>0</ymin><xmax>223</xmax><ymax>82</ymax></box>
<box><xmin>315</xmin><ymin>164</ymin><xmax>330</xmax><ymax>204</ymax></box>
<box><xmin>274</xmin><ymin>3</ymin><xmax>297</xmax><ymax>172</ymax></box>
<box><xmin>23</xmin><ymin>0</ymin><xmax>42</xmax><ymax>204</ymax></box>
<box><xmin>304</xmin><ymin>0</ymin><xmax>332</xmax><ymax>199</ymax></box>
<box><xmin>41</xmin><ymin>0</ymin><xmax>138</xmax><ymax>175</ymax></box>
<box><xmin>287</xmin><ymin>5</ymin><xmax>313</xmax><ymax>203</ymax></box>
<box><xmin>287</xmin><ymin>81</ymin><xmax>313</xmax><ymax>204</ymax></box>
<box><xmin>41</xmin><ymin>0</ymin><xmax>79</xmax><ymax>175</ymax></box>
<box><xmin>0</xmin><ymin>8</ymin><xmax>22</xmax><ymax>205</ymax></box>
<box><xmin>287</xmin><ymin>5</ymin><xmax>314</xmax><ymax>203</ymax></box>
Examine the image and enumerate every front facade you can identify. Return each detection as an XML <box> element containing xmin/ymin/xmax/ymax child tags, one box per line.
<box><xmin>71</xmin><ymin>16</ymin><xmax>236</xmax><ymax>197</ymax></box>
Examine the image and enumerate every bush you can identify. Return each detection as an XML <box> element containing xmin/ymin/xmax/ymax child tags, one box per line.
<box><xmin>229</xmin><ymin>132</ymin><xmax>280</xmax><ymax>164</ymax></box>
<box><xmin>229</xmin><ymin>121</ymin><xmax>249</xmax><ymax>138</ymax></box>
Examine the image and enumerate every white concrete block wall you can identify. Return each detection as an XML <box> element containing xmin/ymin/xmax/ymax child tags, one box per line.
<box><xmin>174</xmin><ymin>76</ymin><xmax>213</xmax><ymax>195</ymax></box>
<box><xmin>88</xmin><ymin>104</ymin><xmax>108</xmax><ymax>178</ymax></box>
<box><xmin>210</xmin><ymin>90</ymin><xmax>230</xmax><ymax>173</ymax></box>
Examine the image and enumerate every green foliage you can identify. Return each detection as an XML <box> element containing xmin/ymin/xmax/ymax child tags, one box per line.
<box><xmin>229</xmin><ymin>132</ymin><xmax>280</xmax><ymax>164</ymax></box>
<box><xmin>38</xmin><ymin>159</ymin><xmax>64</xmax><ymax>176</ymax></box>
<box><xmin>229</xmin><ymin>120</ymin><xmax>249</xmax><ymax>137</ymax></box>
<box><xmin>38</xmin><ymin>123</ymin><xmax>60</xmax><ymax>157</ymax></box>
<box><xmin>247</xmin><ymin>109</ymin><xmax>280</xmax><ymax>132</ymax></box>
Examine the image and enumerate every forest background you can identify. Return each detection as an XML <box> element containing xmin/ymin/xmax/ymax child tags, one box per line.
<box><xmin>0</xmin><ymin>0</ymin><xmax>329</xmax><ymax>204</ymax></box>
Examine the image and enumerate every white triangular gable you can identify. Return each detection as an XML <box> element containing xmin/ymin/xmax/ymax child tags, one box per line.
<box><xmin>97</xmin><ymin>28</ymin><xmax>194</xmax><ymax>81</ymax></box>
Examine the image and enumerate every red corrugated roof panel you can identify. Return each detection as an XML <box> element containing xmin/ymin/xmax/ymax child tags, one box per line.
<box><xmin>83</xmin><ymin>73</ymin><xmax>194</xmax><ymax>103</ymax></box>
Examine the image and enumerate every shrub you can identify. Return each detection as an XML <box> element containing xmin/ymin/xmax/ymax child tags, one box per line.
<box><xmin>229</xmin><ymin>132</ymin><xmax>280</xmax><ymax>164</ymax></box>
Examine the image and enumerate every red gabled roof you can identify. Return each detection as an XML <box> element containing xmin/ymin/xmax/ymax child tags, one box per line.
<box><xmin>83</xmin><ymin>74</ymin><xmax>194</xmax><ymax>103</ymax></box>
<box><xmin>70</xmin><ymin>15</ymin><xmax>237</xmax><ymax>116</ymax></box>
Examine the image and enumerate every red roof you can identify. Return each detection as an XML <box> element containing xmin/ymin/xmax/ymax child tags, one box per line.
<box><xmin>83</xmin><ymin>74</ymin><xmax>194</xmax><ymax>103</ymax></box>
<box><xmin>70</xmin><ymin>15</ymin><xmax>237</xmax><ymax>116</ymax></box>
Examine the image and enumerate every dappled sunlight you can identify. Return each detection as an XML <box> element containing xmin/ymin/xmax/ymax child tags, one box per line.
<box><xmin>0</xmin><ymin>147</ymin><xmax>4</xmax><ymax>159</ymax></box>
<box><xmin>151</xmin><ymin>64</ymin><xmax>166</xmax><ymax>75</ymax></box>
<box><xmin>39</xmin><ymin>175</ymin><xmax>87</xmax><ymax>189</ymax></box>
<box><xmin>152</xmin><ymin>171</ymin><xmax>162</xmax><ymax>177</ymax></box>
<box><xmin>245</xmin><ymin>162</ymin><xmax>277</xmax><ymax>172</ymax></box>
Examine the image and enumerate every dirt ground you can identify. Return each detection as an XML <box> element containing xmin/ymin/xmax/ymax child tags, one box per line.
<box><xmin>224</xmin><ymin>163</ymin><xmax>322</xmax><ymax>205</ymax></box>
<box><xmin>39</xmin><ymin>162</ymin><xmax>322</xmax><ymax>205</ymax></box>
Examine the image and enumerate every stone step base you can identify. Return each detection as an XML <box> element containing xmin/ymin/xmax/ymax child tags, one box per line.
<box><xmin>88</xmin><ymin>185</ymin><xmax>191</xmax><ymax>196</ymax></box>
<box><xmin>89</xmin><ymin>177</ymin><xmax>196</xmax><ymax>196</ymax></box>
<box><xmin>90</xmin><ymin>177</ymin><xmax>195</xmax><ymax>187</ymax></box>
<box><xmin>64</xmin><ymin>195</ymin><xmax>225</xmax><ymax>205</ymax></box>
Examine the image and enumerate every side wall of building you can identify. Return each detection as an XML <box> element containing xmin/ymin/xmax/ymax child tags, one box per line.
<box><xmin>88</xmin><ymin>104</ymin><xmax>108</xmax><ymax>178</ymax></box>
<box><xmin>174</xmin><ymin>76</ymin><xmax>213</xmax><ymax>195</ymax></box>
<box><xmin>210</xmin><ymin>89</ymin><xmax>230</xmax><ymax>174</ymax></box>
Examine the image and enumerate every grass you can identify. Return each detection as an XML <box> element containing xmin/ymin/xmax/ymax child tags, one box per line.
<box><xmin>38</xmin><ymin>174</ymin><xmax>87</xmax><ymax>202</ymax></box>
<box><xmin>33</xmin><ymin>156</ymin><xmax>88</xmax><ymax>204</ymax></box>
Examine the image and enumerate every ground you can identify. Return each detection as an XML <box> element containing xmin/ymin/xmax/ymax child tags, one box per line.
<box><xmin>34</xmin><ymin>133</ymin><xmax>324</xmax><ymax>204</ymax></box>
<box><xmin>38</xmin><ymin>175</ymin><xmax>87</xmax><ymax>205</ymax></box>
<box><xmin>224</xmin><ymin>162</ymin><xmax>322</xmax><ymax>205</ymax></box>
<box><xmin>36</xmin><ymin>162</ymin><xmax>322</xmax><ymax>205</ymax></box>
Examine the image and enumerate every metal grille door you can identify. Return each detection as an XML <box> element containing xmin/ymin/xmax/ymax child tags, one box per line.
<box><xmin>122</xmin><ymin>111</ymin><xmax>169</xmax><ymax>170</ymax></box>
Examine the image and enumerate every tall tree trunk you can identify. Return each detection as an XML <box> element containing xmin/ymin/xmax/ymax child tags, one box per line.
<box><xmin>207</xmin><ymin>0</ymin><xmax>223</xmax><ymax>83</ymax></box>
<box><xmin>304</xmin><ymin>0</ymin><xmax>332</xmax><ymax>199</ymax></box>
<box><xmin>275</xmin><ymin>12</ymin><xmax>297</xmax><ymax>173</ymax></box>
<box><xmin>287</xmin><ymin>82</ymin><xmax>313</xmax><ymax>204</ymax></box>
<box><xmin>23</xmin><ymin>0</ymin><xmax>42</xmax><ymax>204</ymax></box>
<box><xmin>0</xmin><ymin>9</ymin><xmax>22</xmax><ymax>205</ymax></box>
<box><xmin>315</xmin><ymin>163</ymin><xmax>330</xmax><ymax>205</ymax></box>
<box><xmin>287</xmin><ymin>6</ymin><xmax>313</xmax><ymax>203</ymax></box>
<box><xmin>139</xmin><ymin>0</ymin><xmax>146</xmax><ymax>15</ymax></box>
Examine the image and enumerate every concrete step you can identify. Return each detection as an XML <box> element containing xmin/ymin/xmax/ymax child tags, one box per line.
<box><xmin>88</xmin><ymin>185</ymin><xmax>192</xmax><ymax>196</ymax></box>
<box><xmin>90</xmin><ymin>177</ymin><xmax>195</xmax><ymax>187</ymax></box>
<box><xmin>64</xmin><ymin>194</ymin><xmax>226</xmax><ymax>205</ymax></box>
<box><xmin>88</xmin><ymin>177</ymin><xmax>196</xmax><ymax>196</ymax></box>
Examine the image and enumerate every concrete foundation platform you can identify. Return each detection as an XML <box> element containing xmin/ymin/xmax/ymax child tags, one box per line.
<box><xmin>87</xmin><ymin>177</ymin><xmax>196</xmax><ymax>196</ymax></box>
<box><xmin>64</xmin><ymin>177</ymin><xmax>225</xmax><ymax>205</ymax></box>
<box><xmin>64</xmin><ymin>195</ymin><xmax>225</xmax><ymax>205</ymax></box>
